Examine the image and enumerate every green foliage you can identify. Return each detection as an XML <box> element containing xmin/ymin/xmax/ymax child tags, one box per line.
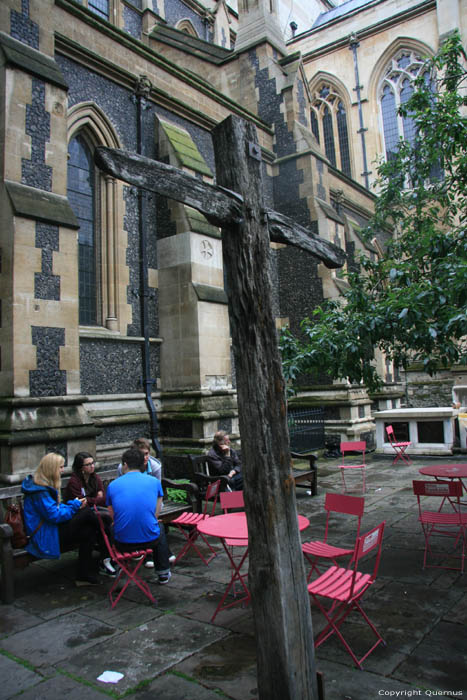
<box><xmin>280</xmin><ymin>32</ymin><xmax>467</xmax><ymax>393</ymax></box>
<box><xmin>166</xmin><ymin>479</ymin><xmax>191</xmax><ymax>503</ymax></box>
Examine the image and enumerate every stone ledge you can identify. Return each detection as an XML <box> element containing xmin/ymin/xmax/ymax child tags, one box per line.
<box><xmin>5</xmin><ymin>181</ymin><xmax>79</xmax><ymax>229</ymax></box>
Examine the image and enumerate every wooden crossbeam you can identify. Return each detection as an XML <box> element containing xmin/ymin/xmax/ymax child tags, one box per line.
<box><xmin>95</xmin><ymin>146</ymin><xmax>345</xmax><ymax>269</ymax></box>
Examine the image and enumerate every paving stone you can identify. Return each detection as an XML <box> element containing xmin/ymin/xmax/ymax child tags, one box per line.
<box><xmin>316</xmin><ymin>657</ymin><xmax>416</xmax><ymax>699</ymax></box>
<box><xmin>1</xmin><ymin>612</ymin><xmax>118</xmax><ymax>667</ymax></box>
<box><xmin>172</xmin><ymin>632</ymin><xmax>258</xmax><ymax>699</ymax></box>
<box><xmin>443</xmin><ymin>591</ymin><xmax>467</xmax><ymax>624</ymax></box>
<box><xmin>0</xmin><ymin>605</ymin><xmax>43</xmax><ymax>638</ymax></box>
<box><xmin>59</xmin><ymin>614</ymin><xmax>229</xmax><ymax>695</ymax></box>
<box><xmin>4</xmin><ymin>674</ymin><xmax>109</xmax><ymax>700</ymax></box>
<box><xmin>13</xmin><ymin>577</ymin><xmax>104</xmax><ymax>620</ymax></box>
<box><xmin>392</xmin><ymin>620</ymin><xmax>467</xmax><ymax>692</ymax></box>
<box><xmin>136</xmin><ymin>671</ymin><xmax>237</xmax><ymax>699</ymax></box>
<box><xmin>79</xmin><ymin>598</ymin><xmax>163</xmax><ymax>629</ymax></box>
<box><xmin>0</xmin><ymin>653</ymin><xmax>42</xmax><ymax>700</ymax></box>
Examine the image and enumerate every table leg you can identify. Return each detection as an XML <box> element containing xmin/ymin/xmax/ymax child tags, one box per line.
<box><xmin>211</xmin><ymin>542</ymin><xmax>250</xmax><ymax>623</ymax></box>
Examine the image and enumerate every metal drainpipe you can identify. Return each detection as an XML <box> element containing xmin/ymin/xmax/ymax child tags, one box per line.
<box><xmin>133</xmin><ymin>75</ymin><xmax>162</xmax><ymax>458</ymax></box>
<box><xmin>349</xmin><ymin>33</ymin><xmax>371</xmax><ymax>190</ymax></box>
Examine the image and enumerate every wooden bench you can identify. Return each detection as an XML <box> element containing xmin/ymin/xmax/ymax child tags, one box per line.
<box><xmin>187</xmin><ymin>452</ymin><xmax>318</xmax><ymax>505</ymax></box>
<box><xmin>291</xmin><ymin>453</ymin><xmax>318</xmax><ymax>496</ymax></box>
<box><xmin>0</xmin><ymin>470</ymin><xmax>198</xmax><ymax>604</ymax></box>
<box><xmin>188</xmin><ymin>454</ymin><xmax>230</xmax><ymax>510</ymax></box>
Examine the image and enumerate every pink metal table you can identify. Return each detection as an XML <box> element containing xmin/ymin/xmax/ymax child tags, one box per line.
<box><xmin>419</xmin><ymin>464</ymin><xmax>467</xmax><ymax>481</ymax></box>
<box><xmin>198</xmin><ymin>512</ymin><xmax>310</xmax><ymax>621</ymax></box>
<box><xmin>419</xmin><ymin>464</ymin><xmax>467</xmax><ymax>510</ymax></box>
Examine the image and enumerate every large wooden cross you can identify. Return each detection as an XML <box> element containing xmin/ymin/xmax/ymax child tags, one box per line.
<box><xmin>95</xmin><ymin>115</ymin><xmax>345</xmax><ymax>700</ymax></box>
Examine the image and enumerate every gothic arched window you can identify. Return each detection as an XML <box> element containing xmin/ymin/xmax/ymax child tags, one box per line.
<box><xmin>67</xmin><ymin>135</ymin><xmax>98</xmax><ymax>325</ymax></box>
<box><xmin>379</xmin><ymin>50</ymin><xmax>426</xmax><ymax>161</ymax></box>
<box><xmin>67</xmin><ymin>102</ymin><xmax>122</xmax><ymax>331</ymax></box>
<box><xmin>310</xmin><ymin>84</ymin><xmax>352</xmax><ymax>177</ymax></box>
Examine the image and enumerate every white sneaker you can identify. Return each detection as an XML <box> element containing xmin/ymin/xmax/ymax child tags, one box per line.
<box><xmin>168</xmin><ymin>554</ymin><xmax>176</xmax><ymax>565</ymax></box>
<box><xmin>144</xmin><ymin>559</ymin><xmax>155</xmax><ymax>569</ymax></box>
<box><xmin>99</xmin><ymin>558</ymin><xmax>117</xmax><ymax>577</ymax></box>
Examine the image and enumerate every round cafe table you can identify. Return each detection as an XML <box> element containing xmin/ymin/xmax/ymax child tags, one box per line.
<box><xmin>198</xmin><ymin>512</ymin><xmax>310</xmax><ymax>621</ymax></box>
<box><xmin>418</xmin><ymin>464</ymin><xmax>467</xmax><ymax>509</ymax></box>
<box><xmin>418</xmin><ymin>464</ymin><xmax>467</xmax><ymax>481</ymax></box>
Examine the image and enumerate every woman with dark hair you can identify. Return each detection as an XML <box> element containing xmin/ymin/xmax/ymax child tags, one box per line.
<box><xmin>64</xmin><ymin>452</ymin><xmax>116</xmax><ymax>577</ymax></box>
<box><xmin>65</xmin><ymin>452</ymin><xmax>106</xmax><ymax>506</ymax></box>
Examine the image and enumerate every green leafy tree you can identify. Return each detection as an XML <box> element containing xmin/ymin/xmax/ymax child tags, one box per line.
<box><xmin>280</xmin><ymin>32</ymin><xmax>467</xmax><ymax>393</ymax></box>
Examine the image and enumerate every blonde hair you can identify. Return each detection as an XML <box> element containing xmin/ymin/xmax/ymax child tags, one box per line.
<box><xmin>33</xmin><ymin>453</ymin><xmax>64</xmax><ymax>502</ymax></box>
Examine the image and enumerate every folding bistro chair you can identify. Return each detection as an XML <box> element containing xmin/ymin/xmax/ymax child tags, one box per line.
<box><xmin>302</xmin><ymin>493</ymin><xmax>365</xmax><ymax>581</ymax></box>
<box><xmin>220</xmin><ymin>491</ymin><xmax>248</xmax><ymax>597</ymax></box>
<box><xmin>93</xmin><ymin>506</ymin><xmax>155</xmax><ymax>609</ymax></box>
<box><xmin>220</xmin><ymin>490</ymin><xmax>245</xmax><ymax>514</ymax></box>
<box><xmin>338</xmin><ymin>441</ymin><xmax>367</xmax><ymax>494</ymax></box>
<box><xmin>172</xmin><ymin>479</ymin><xmax>221</xmax><ymax>565</ymax></box>
<box><xmin>412</xmin><ymin>480</ymin><xmax>467</xmax><ymax>573</ymax></box>
<box><xmin>386</xmin><ymin>425</ymin><xmax>411</xmax><ymax>466</ymax></box>
<box><xmin>308</xmin><ymin>521</ymin><xmax>386</xmax><ymax>669</ymax></box>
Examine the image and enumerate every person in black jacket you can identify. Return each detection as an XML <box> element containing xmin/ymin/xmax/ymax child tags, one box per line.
<box><xmin>207</xmin><ymin>431</ymin><xmax>243</xmax><ymax>491</ymax></box>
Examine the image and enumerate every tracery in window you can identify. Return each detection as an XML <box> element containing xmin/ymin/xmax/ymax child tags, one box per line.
<box><xmin>176</xmin><ymin>19</ymin><xmax>199</xmax><ymax>37</ymax></box>
<box><xmin>378</xmin><ymin>50</ymin><xmax>426</xmax><ymax>161</ymax></box>
<box><xmin>310</xmin><ymin>83</ymin><xmax>352</xmax><ymax>177</ymax></box>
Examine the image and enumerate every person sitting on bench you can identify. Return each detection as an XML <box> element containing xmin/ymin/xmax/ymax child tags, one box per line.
<box><xmin>22</xmin><ymin>452</ymin><xmax>101</xmax><ymax>586</ymax></box>
<box><xmin>64</xmin><ymin>452</ymin><xmax>117</xmax><ymax>578</ymax></box>
<box><xmin>207</xmin><ymin>431</ymin><xmax>243</xmax><ymax>491</ymax></box>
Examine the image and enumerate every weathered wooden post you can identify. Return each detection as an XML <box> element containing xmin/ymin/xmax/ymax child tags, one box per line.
<box><xmin>94</xmin><ymin>114</ymin><xmax>345</xmax><ymax>699</ymax></box>
<box><xmin>212</xmin><ymin>115</ymin><xmax>318</xmax><ymax>700</ymax></box>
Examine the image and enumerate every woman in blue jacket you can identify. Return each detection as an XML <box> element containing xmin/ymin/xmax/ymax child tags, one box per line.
<box><xmin>22</xmin><ymin>452</ymin><xmax>101</xmax><ymax>586</ymax></box>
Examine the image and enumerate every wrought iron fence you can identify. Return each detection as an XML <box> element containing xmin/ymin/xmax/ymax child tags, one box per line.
<box><xmin>288</xmin><ymin>407</ymin><xmax>325</xmax><ymax>454</ymax></box>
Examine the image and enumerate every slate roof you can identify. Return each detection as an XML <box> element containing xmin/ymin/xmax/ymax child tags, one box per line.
<box><xmin>312</xmin><ymin>0</ymin><xmax>376</xmax><ymax>29</ymax></box>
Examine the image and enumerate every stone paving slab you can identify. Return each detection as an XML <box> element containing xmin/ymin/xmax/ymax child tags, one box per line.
<box><xmin>392</xmin><ymin>619</ymin><xmax>467</xmax><ymax>692</ymax></box>
<box><xmin>0</xmin><ymin>653</ymin><xmax>42</xmax><ymax>700</ymax></box>
<box><xmin>13</xmin><ymin>576</ymin><xmax>104</xmax><ymax>620</ymax></box>
<box><xmin>1</xmin><ymin>612</ymin><xmax>118</xmax><ymax>667</ymax></box>
<box><xmin>171</xmin><ymin>632</ymin><xmax>258</xmax><ymax>699</ymax></box>
<box><xmin>135</xmin><ymin>671</ymin><xmax>238</xmax><ymax>699</ymax></box>
<box><xmin>79</xmin><ymin>598</ymin><xmax>163</xmax><ymax>629</ymax></box>
<box><xmin>313</xmin><ymin>617</ymin><xmax>407</xmax><ymax>676</ymax></box>
<box><xmin>443</xmin><ymin>590</ymin><xmax>467</xmax><ymax>624</ymax></box>
<box><xmin>59</xmin><ymin>613</ymin><xmax>229</xmax><ymax>696</ymax></box>
<box><xmin>3</xmin><ymin>674</ymin><xmax>111</xmax><ymax>700</ymax></box>
<box><xmin>0</xmin><ymin>605</ymin><xmax>44</xmax><ymax>638</ymax></box>
<box><xmin>316</xmin><ymin>657</ymin><xmax>417</xmax><ymax>700</ymax></box>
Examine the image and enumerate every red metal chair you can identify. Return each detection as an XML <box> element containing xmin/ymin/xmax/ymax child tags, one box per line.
<box><xmin>308</xmin><ymin>521</ymin><xmax>386</xmax><ymax>669</ymax></box>
<box><xmin>412</xmin><ymin>480</ymin><xmax>467</xmax><ymax>573</ymax></box>
<box><xmin>172</xmin><ymin>479</ymin><xmax>221</xmax><ymax>565</ymax></box>
<box><xmin>93</xmin><ymin>506</ymin><xmax>155</xmax><ymax>609</ymax></box>
<box><xmin>302</xmin><ymin>493</ymin><xmax>365</xmax><ymax>581</ymax></box>
<box><xmin>219</xmin><ymin>491</ymin><xmax>248</xmax><ymax>597</ymax></box>
<box><xmin>338</xmin><ymin>441</ymin><xmax>366</xmax><ymax>493</ymax></box>
<box><xmin>386</xmin><ymin>425</ymin><xmax>411</xmax><ymax>465</ymax></box>
<box><xmin>220</xmin><ymin>490</ymin><xmax>244</xmax><ymax>514</ymax></box>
